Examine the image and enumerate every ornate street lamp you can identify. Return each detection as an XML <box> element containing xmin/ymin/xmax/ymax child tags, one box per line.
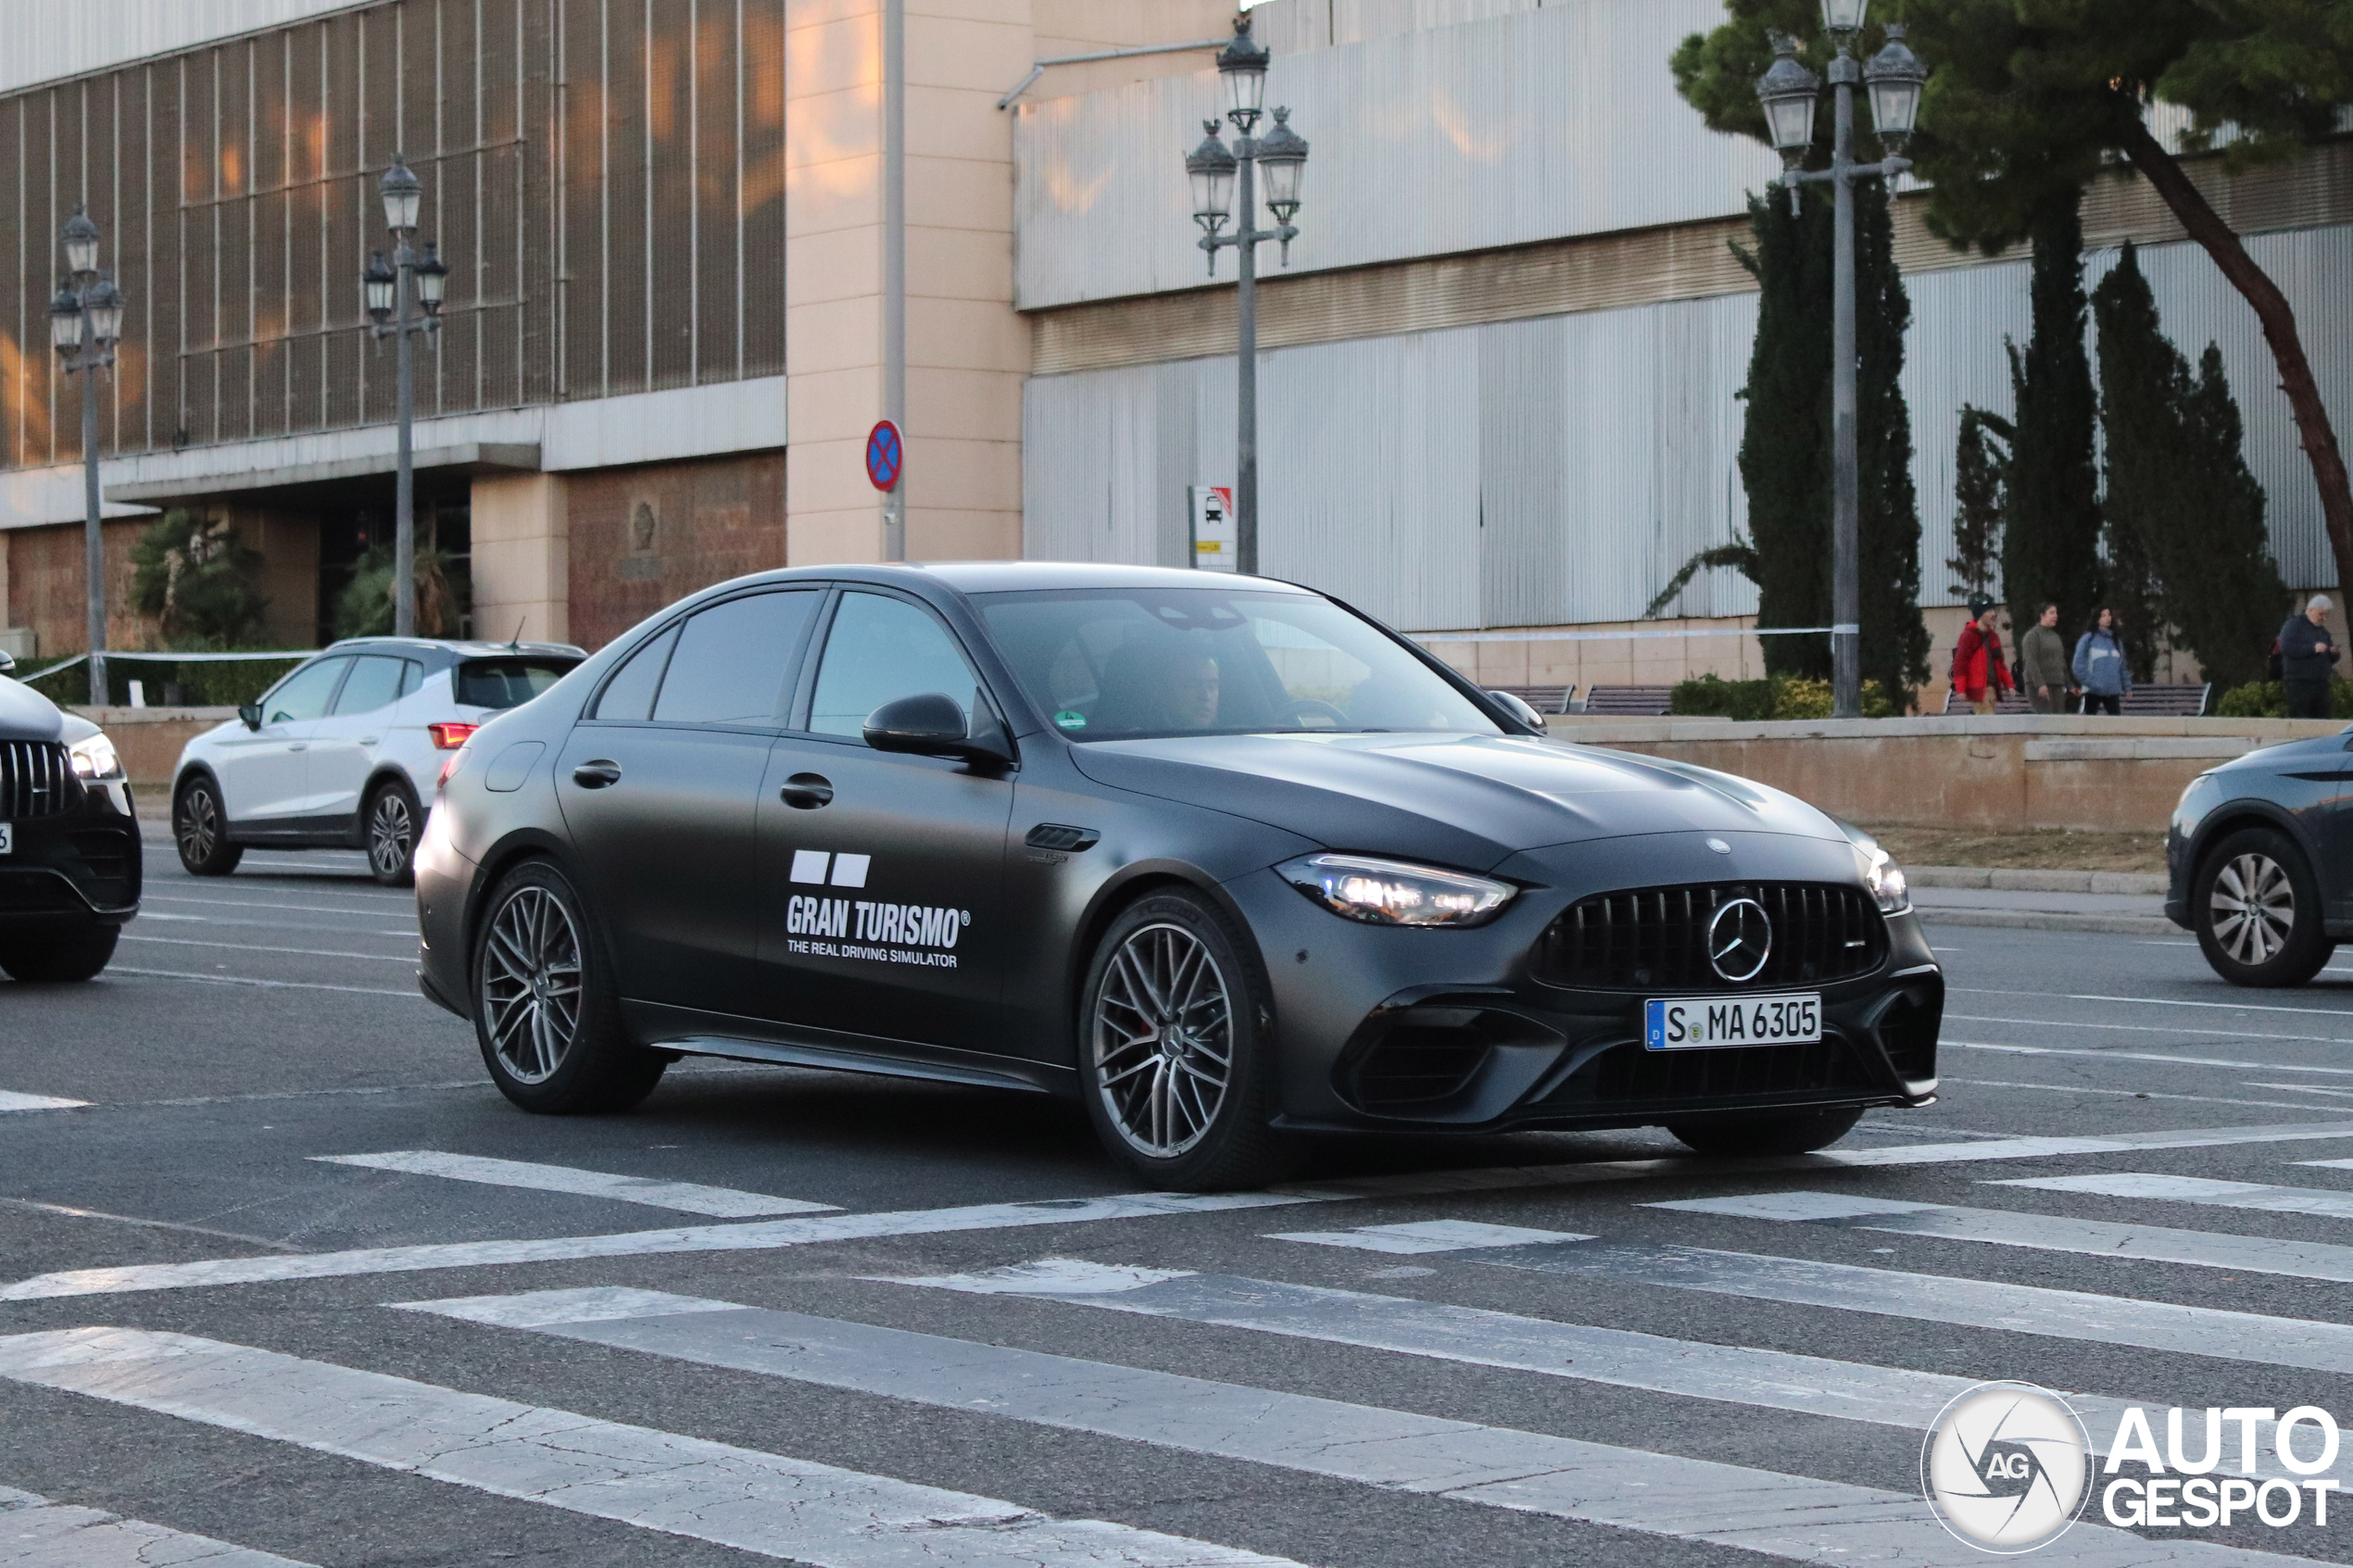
<box><xmin>1179</xmin><ymin>14</ymin><xmax>1312</xmax><ymax>577</ymax></box>
<box><xmin>55</xmin><ymin>208</ymin><xmax>123</xmax><ymax>707</ymax></box>
<box><xmin>362</xmin><ymin>157</ymin><xmax>446</xmax><ymax>638</ymax></box>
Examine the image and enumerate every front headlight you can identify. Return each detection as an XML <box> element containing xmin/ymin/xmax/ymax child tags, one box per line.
<box><xmin>1278</xmin><ymin>853</ymin><xmax>1516</xmax><ymax>928</ymax></box>
<box><xmin>68</xmin><ymin>733</ymin><xmax>122</xmax><ymax>781</ymax></box>
<box><xmin>1863</xmin><ymin>846</ymin><xmax>1909</xmax><ymax>914</ymax></box>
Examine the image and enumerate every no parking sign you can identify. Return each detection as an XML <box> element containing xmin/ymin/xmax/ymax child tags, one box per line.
<box><xmin>865</xmin><ymin>420</ymin><xmax>904</xmax><ymax>492</ymax></box>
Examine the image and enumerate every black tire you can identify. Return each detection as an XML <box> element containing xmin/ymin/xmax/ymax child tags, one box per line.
<box><xmin>364</xmin><ymin>777</ymin><xmax>422</xmax><ymax>887</ymax></box>
<box><xmin>0</xmin><ymin>927</ymin><xmax>120</xmax><ymax>983</ymax></box>
<box><xmin>471</xmin><ymin>859</ymin><xmax>666</xmax><ymax>1113</ymax></box>
<box><xmin>2196</xmin><ymin>826</ymin><xmax>2334</xmax><ymax>987</ymax></box>
<box><xmin>1077</xmin><ymin>888</ymin><xmax>1297</xmax><ymax>1192</ymax></box>
<box><xmin>1667</xmin><ymin>1105</ymin><xmax>1866</xmax><ymax>1158</ymax></box>
<box><xmin>173</xmin><ymin>777</ymin><xmax>244</xmax><ymax>876</ymax></box>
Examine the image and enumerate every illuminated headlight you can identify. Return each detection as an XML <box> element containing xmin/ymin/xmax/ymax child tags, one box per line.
<box><xmin>68</xmin><ymin>733</ymin><xmax>122</xmax><ymax>781</ymax></box>
<box><xmin>1278</xmin><ymin>853</ymin><xmax>1515</xmax><ymax>928</ymax></box>
<box><xmin>1863</xmin><ymin>846</ymin><xmax>1909</xmax><ymax>914</ymax></box>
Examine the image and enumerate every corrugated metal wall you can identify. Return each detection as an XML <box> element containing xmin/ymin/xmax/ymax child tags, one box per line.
<box><xmin>1026</xmin><ymin>222</ymin><xmax>2353</xmax><ymax>628</ymax></box>
<box><xmin>1015</xmin><ymin>0</ymin><xmax>1781</xmax><ymax>309</ymax></box>
<box><xmin>0</xmin><ymin>0</ymin><xmax>786</xmax><ymax>477</ymax></box>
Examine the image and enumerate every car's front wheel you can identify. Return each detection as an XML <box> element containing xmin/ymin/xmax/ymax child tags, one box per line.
<box><xmin>1079</xmin><ymin>889</ymin><xmax>1295</xmax><ymax>1192</ymax></box>
<box><xmin>173</xmin><ymin>777</ymin><xmax>244</xmax><ymax>876</ymax></box>
<box><xmin>365</xmin><ymin>778</ymin><xmax>422</xmax><ymax>887</ymax></box>
<box><xmin>472</xmin><ymin>859</ymin><xmax>666</xmax><ymax>1113</ymax></box>
<box><xmin>0</xmin><ymin>928</ymin><xmax>120</xmax><ymax>983</ymax></box>
<box><xmin>1666</xmin><ymin>1105</ymin><xmax>1864</xmax><ymax>1158</ymax></box>
<box><xmin>2196</xmin><ymin>826</ymin><xmax>2334</xmax><ymax>987</ymax></box>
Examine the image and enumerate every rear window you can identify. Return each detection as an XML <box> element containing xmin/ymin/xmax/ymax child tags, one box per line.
<box><xmin>456</xmin><ymin>658</ymin><xmax>578</xmax><ymax>710</ymax></box>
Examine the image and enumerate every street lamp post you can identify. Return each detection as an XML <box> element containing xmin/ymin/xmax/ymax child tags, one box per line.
<box><xmin>361</xmin><ymin>157</ymin><xmax>448</xmax><ymax>638</ymax></box>
<box><xmin>49</xmin><ymin>207</ymin><xmax>125</xmax><ymax>708</ymax></box>
<box><xmin>1184</xmin><ymin>15</ymin><xmax>1309</xmax><ymax>578</ymax></box>
<box><xmin>1755</xmin><ymin>6</ymin><xmax>1926</xmax><ymax>719</ymax></box>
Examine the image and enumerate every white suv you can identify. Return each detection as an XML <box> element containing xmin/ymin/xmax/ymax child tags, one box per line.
<box><xmin>170</xmin><ymin>637</ymin><xmax>585</xmax><ymax>885</ymax></box>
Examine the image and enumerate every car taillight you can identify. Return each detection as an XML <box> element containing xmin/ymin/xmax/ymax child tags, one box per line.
<box><xmin>428</xmin><ymin>721</ymin><xmax>480</xmax><ymax>749</ymax></box>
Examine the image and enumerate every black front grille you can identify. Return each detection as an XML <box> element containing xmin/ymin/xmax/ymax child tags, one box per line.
<box><xmin>0</xmin><ymin>741</ymin><xmax>77</xmax><ymax>820</ymax></box>
<box><xmin>1534</xmin><ymin>882</ymin><xmax>1886</xmax><ymax>991</ymax></box>
<box><xmin>1580</xmin><ymin>1035</ymin><xmax>1878</xmax><ymax>1105</ymax></box>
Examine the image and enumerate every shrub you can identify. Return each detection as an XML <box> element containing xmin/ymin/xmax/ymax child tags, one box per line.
<box><xmin>2216</xmin><ymin>679</ymin><xmax>2353</xmax><ymax>720</ymax></box>
<box><xmin>1669</xmin><ymin>675</ymin><xmax>1899</xmax><ymax>721</ymax></box>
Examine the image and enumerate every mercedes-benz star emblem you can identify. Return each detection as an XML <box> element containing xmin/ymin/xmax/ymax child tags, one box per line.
<box><xmin>1706</xmin><ymin>897</ymin><xmax>1773</xmax><ymax>984</ymax></box>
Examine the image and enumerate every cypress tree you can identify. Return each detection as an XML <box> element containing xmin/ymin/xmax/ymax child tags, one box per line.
<box><xmin>2092</xmin><ymin>243</ymin><xmax>2284</xmax><ymax>690</ymax></box>
<box><xmin>1733</xmin><ymin>191</ymin><xmax>1834</xmax><ymax>680</ymax></box>
<box><xmin>1854</xmin><ymin>182</ymin><xmax>1931</xmax><ymax>699</ymax></box>
<box><xmin>1999</xmin><ymin>194</ymin><xmax>2104</xmax><ymax>644</ymax></box>
<box><xmin>1945</xmin><ymin>406</ymin><xmax>2007</xmax><ymax>600</ymax></box>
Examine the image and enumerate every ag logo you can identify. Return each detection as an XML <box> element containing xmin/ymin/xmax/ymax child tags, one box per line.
<box><xmin>1706</xmin><ymin>897</ymin><xmax>1772</xmax><ymax>983</ymax></box>
<box><xmin>1922</xmin><ymin>1381</ymin><xmax>2093</xmax><ymax>1554</ymax></box>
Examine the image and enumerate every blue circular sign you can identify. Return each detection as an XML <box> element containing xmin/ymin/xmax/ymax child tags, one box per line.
<box><xmin>865</xmin><ymin>420</ymin><xmax>904</xmax><ymax>492</ymax></box>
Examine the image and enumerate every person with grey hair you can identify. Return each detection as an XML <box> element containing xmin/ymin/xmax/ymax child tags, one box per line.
<box><xmin>2280</xmin><ymin>593</ymin><xmax>2341</xmax><ymax>719</ymax></box>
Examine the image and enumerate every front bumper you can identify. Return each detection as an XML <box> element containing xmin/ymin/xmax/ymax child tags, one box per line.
<box><xmin>1234</xmin><ymin>830</ymin><xmax>1941</xmax><ymax>1135</ymax></box>
<box><xmin>0</xmin><ymin>778</ymin><xmax>141</xmax><ymax>935</ymax></box>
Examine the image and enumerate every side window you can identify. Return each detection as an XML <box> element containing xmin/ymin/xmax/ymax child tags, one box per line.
<box><xmin>651</xmin><ymin>590</ymin><xmax>818</xmax><ymax>725</ymax></box>
<box><xmin>331</xmin><ymin>656</ymin><xmax>411</xmax><ymax>716</ymax></box>
<box><xmin>590</xmin><ymin>626</ymin><xmax>679</xmax><ymax>721</ymax></box>
<box><xmin>262</xmin><ymin>658</ymin><xmax>350</xmax><ymax>724</ymax></box>
<box><xmin>809</xmin><ymin>592</ymin><xmax>981</xmax><ymax>737</ymax></box>
<box><xmin>399</xmin><ymin>659</ymin><xmax>423</xmax><ymax>699</ymax></box>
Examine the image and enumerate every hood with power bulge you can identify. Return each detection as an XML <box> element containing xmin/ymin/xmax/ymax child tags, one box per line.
<box><xmin>1067</xmin><ymin>731</ymin><xmax>1844</xmax><ymax>872</ymax></box>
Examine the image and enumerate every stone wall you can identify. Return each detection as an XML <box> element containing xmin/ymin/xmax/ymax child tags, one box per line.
<box><xmin>1548</xmin><ymin>713</ymin><xmax>2347</xmax><ymax>834</ymax></box>
<box><xmin>64</xmin><ymin>706</ymin><xmax>237</xmax><ymax>796</ymax></box>
<box><xmin>563</xmin><ymin>452</ymin><xmax>788</xmax><ymax>653</ymax></box>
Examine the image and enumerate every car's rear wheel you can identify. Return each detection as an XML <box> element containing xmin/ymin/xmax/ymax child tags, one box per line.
<box><xmin>0</xmin><ymin>928</ymin><xmax>120</xmax><ymax>983</ymax></box>
<box><xmin>472</xmin><ymin>859</ymin><xmax>666</xmax><ymax>1113</ymax></box>
<box><xmin>2196</xmin><ymin>826</ymin><xmax>2333</xmax><ymax>987</ymax></box>
<box><xmin>1079</xmin><ymin>889</ymin><xmax>1295</xmax><ymax>1192</ymax></box>
<box><xmin>365</xmin><ymin>778</ymin><xmax>422</xmax><ymax>887</ymax></box>
<box><xmin>173</xmin><ymin>777</ymin><xmax>243</xmax><ymax>876</ymax></box>
<box><xmin>1666</xmin><ymin>1105</ymin><xmax>1865</xmax><ymax>1158</ymax></box>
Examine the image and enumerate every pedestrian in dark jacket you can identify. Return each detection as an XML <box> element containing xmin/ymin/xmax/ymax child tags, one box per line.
<box><xmin>2020</xmin><ymin>602</ymin><xmax>2072</xmax><ymax>714</ymax></box>
<box><xmin>2281</xmin><ymin>595</ymin><xmax>2340</xmax><ymax>719</ymax></box>
<box><xmin>2071</xmin><ymin>608</ymin><xmax>2131</xmax><ymax>716</ymax></box>
<box><xmin>1951</xmin><ymin>597</ymin><xmax>2013</xmax><ymax>715</ymax></box>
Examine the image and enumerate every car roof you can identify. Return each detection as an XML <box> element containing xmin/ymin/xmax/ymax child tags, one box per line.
<box><xmin>322</xmin><ymin>636</ymin><xmax>588</xmax><ymax>659</ymax></box>
<box><xmin>715</xmin><ymin>561</ymin><xmax>1317</xmax><ymax>597</ymax></box>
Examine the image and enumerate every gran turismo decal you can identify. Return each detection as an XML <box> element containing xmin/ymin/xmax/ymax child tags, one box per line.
<box><xmin>784</xmin><ymin>848</ymin><xmax>971</xmax><ymax>969</ymax></box>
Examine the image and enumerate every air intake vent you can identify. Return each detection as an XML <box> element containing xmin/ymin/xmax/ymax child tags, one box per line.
<box><xmin>0</xmin><ymin>742</ymin><xmax>76</xmax><ymax>820</ymax></box>
<box><xmin>1534</xmin><ymin>883</ymin><xmax>1885</xmax><ymax>991</ymax></box>
<box><xmin>1577</xmin><ymin>1035</ymin><xmax>1877</xmax><ymax>1105</ymax></box>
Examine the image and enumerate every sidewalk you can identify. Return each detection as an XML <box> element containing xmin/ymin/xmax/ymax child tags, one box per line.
<box><xmin>1905</xmin><ymin>866</ymin><xmax>2174</xmax><ymax>936</ymax></box>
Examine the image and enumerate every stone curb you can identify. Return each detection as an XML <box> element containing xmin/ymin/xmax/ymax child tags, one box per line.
<box><xmin>1906</xmin><ymin>865</ymin><xmax>2170</xmax><ymax>897</ymax></box>
<box><xmin>1914</xmin><ymin>908</ymin><xmax>2181</xmax><ymax>937</ymax></box>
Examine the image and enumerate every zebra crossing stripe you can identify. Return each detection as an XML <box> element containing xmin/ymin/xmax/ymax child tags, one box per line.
<box><xmin>311</xmin><ymin>1151</ymin><xmax>838</xmax><ymax>1218</ymax></box>
<box><xmin>1997</xmin><ymin>1172</ymin><xmax>2353</xmax><ymax>1220</ymax></box>
<box><xmin>0</xmin><ymin>1328</ymin><xmax>1300</xmax><ymax>1568</ymax></box>
<box><xmin>0</xmin><ymin>1092</ymin><xmax>87</xmax><ymax>1113</ymax></box>
<box><xmin>1651</xmin><ymin>1189</ymin><xmax>2353</xmax><ymax>1284</ymax></box>
<box><xmin>1264</xmin><ymin>1220</ymin><xmax>1590</xmax><ymax>1253</ymax></box>
<box><xmin>396</xmin><ymin>1285</ymin><xmax>2299</xmax><ymax>1567</ymax></box>
<box><xmin>0</xmin><ymin>1484</ymin><xmax>317</xmax><ymax>1566</ymax></box>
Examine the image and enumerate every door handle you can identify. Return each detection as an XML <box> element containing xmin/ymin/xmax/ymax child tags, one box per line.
<box><xmin>572</xmin><ymin>759</ymin><xmax>623</xmax><ymax>789</ymax></box>
<box><xmin>778</xmin><ymin>772</ymin><xmax>834</xmax><ymax>809</ymax></box>
<box><xmin>359</xmin><ymin>736</ymin><xmax>380</xmax><ymax>746</ymax></box>
<box><xmin>287</xmin><ymin>743</ymin><xmax>307</xmax><ymax>751</ymax></box>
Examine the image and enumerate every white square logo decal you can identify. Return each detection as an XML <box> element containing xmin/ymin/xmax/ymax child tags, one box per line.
<box><xmin>789</xmin><ymin>849</ymin><xmax>831</xmax><ymax>885</ymax></box>
<box><xmin>831</xmin><ymin>853</ymin><xmax>871</xmax><ymax>888</ymax></box>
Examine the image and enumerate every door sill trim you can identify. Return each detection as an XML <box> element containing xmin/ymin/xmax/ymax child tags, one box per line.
<box><xmin>623</xmin><ymin>1000</ymin><xmax>1067</xmax><ymax>1097</ymax></box>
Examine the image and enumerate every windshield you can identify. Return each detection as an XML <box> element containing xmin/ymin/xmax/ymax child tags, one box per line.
<box><xmin>975</xmin><ymin>588</ymin><xmax>1500</xmax><ymax>740</ymax></box>
<box><xmin>456</xmin><ymin>658</ymin><xmax>578</xmax><ymax>710</ymax></box>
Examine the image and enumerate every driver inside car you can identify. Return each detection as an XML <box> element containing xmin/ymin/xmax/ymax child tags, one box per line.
<box><xmin>1092</xmin><ymin>640</ymin><xmax>1223</xmax><ymax>733</ymax></box>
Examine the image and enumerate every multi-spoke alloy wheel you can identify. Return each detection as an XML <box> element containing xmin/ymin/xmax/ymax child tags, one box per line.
<box><xmin>480</xmin><ymin>884</ymin><xmax>583</xmax><ymax>1085</ymax></box>
<box><xmin>1093</xmin><ymin>922</ymin><xmax>1234</xmax><ymax>1158</ymax></box>
<box><xmin>368</xmin><ymin>785</ymin><xmax>418</xmax><ymax>884</ymax></box>
<box><xmin>2210</xmin><ymin>851</ymin><xmax>2294</xmax><ymax>964</ymax></box>
<box><xmin>2196</xmin><ymin>827</ymin><xmax>2333</xmax><ymax>988</ymax></box>
<box><xmin>173</xmin><ymin>779</ymin><xmax>242</xmax><ymax>876</ymax></box>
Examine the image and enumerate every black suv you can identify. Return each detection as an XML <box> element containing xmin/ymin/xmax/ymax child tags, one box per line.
<box><xmin>0</xmin><ymin>659</ymin><xmax>141</xmax><ymax>981</ymax></box>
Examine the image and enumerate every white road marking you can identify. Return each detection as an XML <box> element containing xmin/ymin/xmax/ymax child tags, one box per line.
<box><xmin>108</xmin><ymin>968</ymin><xmax>422</xmax><ymax>998</ymax></box>
<box><xmin>1949</xmin><ymin>1013</ymin><xmax>2353</xmax><ymax>1046</ymax></box>
<box><xmin>0</xmin><ymin>1329</ymin><xmax>1295</xmax><ymax>1568</ymax></box>
<box><xmin>1957</xmin><ymin>1040</ymin><xmax>2353</xmax><ymax>1076</ymax></box>
<box><xmin>1947</xmin><ymin>1077</ymin><xmax>2353</xmax><ymax>1115</ymax></box>
<box><xmin>1265</xmin><ymin>1219</ymin><xmax>1591</xmax><ymax>1254</ymax></box>
<box><xmin>1653</xmin><ymin>1189</ymin><xmax>2353</xmax><ymax>1284</ymax></box>
<box><xmin>1998</xmin><ymin>1172</ymin><xmax>2353</xmax><ymax>1220</ymax></box>
<box><xmin>140</xmin><ymin>893</ymin><xmax>413</xmax><ymax>917</ymax></box>
<box><xmin>313</xmin><ymin>1150</ymin><xmax>838</xmax><ymax>1218</ymax></box>
<box><xmin>1954</xmin><ymin>986</ymin><xmax>2353</xmax><ymax>1020</ymax></box>
<box><xmin>400</xmin><ymin>1285</ymin><xmax>2298</xmax><ymax>1567</ymax></box>
<box><xmin>2253</xmin><ymin>1082</ymin><xmax>2353</xmax><ymax>1098</ymax></box>
<box><xmin>1487</xmin><ymin>1240</ymin><xmax>2353</xmax><ymax>1375</ymax></box>
<box><xmin>0</xmin><ymin>1092</ymin><xmax>87</xmax><ymax>1112</ymax></box>
<box><xmin>120</xmin><ymin>935</ymin><xmax>417</xmax><ymax>963</ymax></box>
<box><xmin>886</xmin><ymin>1260</ymin><xmax>2341</xmax><ymax>1479</ymax></box>
<box><xmin>0</xmin><ymin>1484</ymin><xmax>317</xmax><ymax>1566</ymax></box>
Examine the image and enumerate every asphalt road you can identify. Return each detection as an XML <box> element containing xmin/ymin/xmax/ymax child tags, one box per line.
<box><xmin>10</xmin><ymin>832</ymin><xmax>2353</xmax><ymax>1564</ymax></box>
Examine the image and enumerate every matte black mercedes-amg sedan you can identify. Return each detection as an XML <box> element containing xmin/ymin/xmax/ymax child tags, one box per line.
<box><xmin>416</xmin><ymin>563</ymin><xmax>1942</xmax><ymax>1188</ymax></box>
<box><xmin>0</xmin><ymin>666</ymin><xmax>140</xmax><ymax>982</ymax></box>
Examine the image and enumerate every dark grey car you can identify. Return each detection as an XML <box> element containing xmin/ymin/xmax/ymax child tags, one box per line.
<box><xmin>2169</xmin><ymin>727</ymin><xmax>2353</xmax><ymax>985</ymax></box>
<box><xmin>415</xmin><ymin>563</ymin><xmax>1942</xmax><ymax>1189</ymax></box>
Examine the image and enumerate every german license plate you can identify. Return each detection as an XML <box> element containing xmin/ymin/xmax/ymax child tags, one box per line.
<box><xmin>1644</xmin><ymin>993</ymin><xmax>1820</xmax><ymax>1050</ymax></box>
<box><xmin>0</xmin><ymin>822</ymin><xmax>11</xmax><ymax>854</ymax></box>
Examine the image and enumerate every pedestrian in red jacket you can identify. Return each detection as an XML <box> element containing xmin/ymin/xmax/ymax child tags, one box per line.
<box><xmin>1952</xmin><ymin>597</ymin><xmax>2014</xmax><ymax>715</ymax></box>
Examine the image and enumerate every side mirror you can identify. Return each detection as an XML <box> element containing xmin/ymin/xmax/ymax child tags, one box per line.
<box><xmin>1488</xmin><ymin>689</ymin><xmax>1548</xmax><ymax>730</ymax></box>
<box><xmin>0</xmin><ymin>650</ymin><xmax>15</xmax><ymax>677</ymax></box>
<box><xmin>238</xmin><ymin>702</ymin><xmax>263</xmax><ymax>731</ymax></box>
<box><xmin>863</xmin><ymin>691</ymin><xmax>1014</xmax><ymax>767</ymax></box>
